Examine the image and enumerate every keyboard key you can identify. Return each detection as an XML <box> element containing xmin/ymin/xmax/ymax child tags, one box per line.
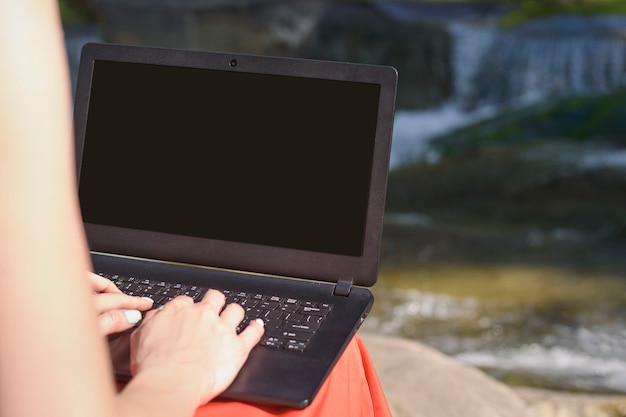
<box><xmin>279</xmin><ymin>304</ymin><xmax>299</xmax><ymax>313</ymax></box>
<box><xmin>278</xmin><ymin>330</ymin><xmax>314</xmax><ymax>342</ymax></box>
<box><xmin>260</xmin><ymin>336</ymin><xmax>284</xmax><ymax>349</ymax></box>
<box><xmin>285</xmin><ymin>341</ymin><xmax>307</xmax><ymax>352</ymax></box>
<box><xmin>300</xmin><ymin>305</ymin><xmax>331</xmax><ymax>316</ymax></box>
<box><xmin>246</xmin><ymin>307</ymin><xmax>264</xmax><ymax>317</ymax></box>
<box><xmin>260</xmin><ymin>300</ymin><xmax>279</xmax><ymax>310</ymax></box>
<box><xmin>263</xmin><ymin>318</ymin><xmax>282</xmax><ymax>329</ymax></box>
<box><xmin>265</xmin><ymin>310</ymin><xmax>283</xmax><ymax>320</ymax></box>
<box><xmin>284</xmin><ymin>312</ymin><xmax>304</xmax><ymax>322</ymax></box>
<box><xmin>283</xmin><ymin>322</ymin><xmax>320</xmax><ymax>333</ymax></box>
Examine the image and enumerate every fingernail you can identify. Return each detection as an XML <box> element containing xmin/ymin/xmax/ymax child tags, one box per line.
<box><xmin>141</xmin><ymin>297</ymin><xmax>154</xmax><ymax>303</ymax></box>
<box><xmin>254</xmin><ymin>318</ymin><xmax>264</xmax><ymax>327</ymax></box>
<box><xmin>124</xmin><ymin>309</ymin><xmax>142</xmax><ymax>325</ymax></box>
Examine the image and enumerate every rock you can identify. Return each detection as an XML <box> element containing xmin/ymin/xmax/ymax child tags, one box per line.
<box><xmin>360</xmin><ymin>333</ymin><xmax>536</xmax><ymax>417</ymax></box>
<box><xmin>297</xmin><ymin>2</ymin><xmax>453</xmax><ymax>109</ymax></box>
<box><xmin>360</xmin><ymin>332</ymin><xmax>626</xmax><ymax>417</ymax></box>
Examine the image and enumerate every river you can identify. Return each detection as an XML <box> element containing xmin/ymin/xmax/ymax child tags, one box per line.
<box><xmin>362</xmin><ymin>258</ymin><xmax>626</xmax><ymax>393</ymax></box>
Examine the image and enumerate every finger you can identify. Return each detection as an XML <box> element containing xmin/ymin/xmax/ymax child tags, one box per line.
<box><xmin>218</xmin><ymin>302</ymin><xmax>245</xmax><ymax>328</ymax></box>
<box><xmin>98</xmin><ymin>309</ymin><xmax>143</xmax><ymax>335</ymax></box>
<box><xmin>163</xmin><ymin>295</ymin><xmax>194</xmax><ymax>311</ymax></box>
<box><xmin>200</xmin><ymin>289</ymin><xmax>226</xmax><ymax>312</ymax></box>
<box><xmin>93</xmin><ymin>292</ymin><xmax>154</xmax><ymax>314</ymax></box>
<box><xmin>89</xmin><ymin>272</ymin><xmax>122</xmax><ymax>294</ymax></box>
<box><xmin>137</xmin><ymin>306</ymin><xmax>161</xmax><ymax>326</ymax></box>
<box><xmin>238</xmin><ymin>318</ymin><xmax>265</xmax><ymax>351</ymax></box>
<box><xmin>131</xmin><ymin>296</ymin><xmax>192</xmax><ymax>335</ymax></box>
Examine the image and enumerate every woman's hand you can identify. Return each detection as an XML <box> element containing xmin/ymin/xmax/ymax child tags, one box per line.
<box><xmin>89</xmin><ymin>272</ymin><xmax>154</xmax><ymax>335</ymax></box>
<box><xmin>128</xmin><ymin>290</ymin><xmax>265</xmax><ymax>409</ymax></box>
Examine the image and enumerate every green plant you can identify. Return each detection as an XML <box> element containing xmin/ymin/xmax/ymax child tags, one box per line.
<box><xmin>58</xmin><ymin>0</ymin><xmax>96</xmax><ymax>23</ymax></box>
<box><xmin>502</xmin><ymin>0</ymin><xmax>626</xmax><ymax>26</ymax></box>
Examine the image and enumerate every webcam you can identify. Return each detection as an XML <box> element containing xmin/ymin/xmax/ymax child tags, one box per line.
<box><xmin>229</xmin><ymin>59</ymin><xmax>237</xmax><ymax>67</ymax></box>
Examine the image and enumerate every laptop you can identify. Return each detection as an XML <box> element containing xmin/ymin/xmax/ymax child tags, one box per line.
<box><xmin>74</xmin><ymin>42</ymin><xmax>397</xmax><ymax>408</ymax></box>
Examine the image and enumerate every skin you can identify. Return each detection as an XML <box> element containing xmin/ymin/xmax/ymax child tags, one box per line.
<box><xmin>90</xmin><ymin>272</ymin><xmax>155</xmax><ymax>335</ymax></box>
<box><xmin>0</xmin><ymin>2</ymin><xmax>264</xmax><ymax>417</ymax></box>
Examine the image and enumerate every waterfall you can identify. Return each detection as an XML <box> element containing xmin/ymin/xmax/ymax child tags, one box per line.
<box><xmin>460</xmin><ymin>15</ymin><xmax>626</xmax><ymax>108</ymax></box>
<box><xmin>447</xmin><ymin>18</ymin><xmax>500</xmax><ymax>109</ymax></box>
<box><xmin>391</xmin><ymin>14</ymin><xmax>626</xmax><ymax>168</ymax></box>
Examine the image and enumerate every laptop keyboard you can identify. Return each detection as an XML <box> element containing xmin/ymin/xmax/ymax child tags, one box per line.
<box><xmin>99</xmin><ymin>272</ymin><xmax>332</xmax><ymax>353</ymax></box>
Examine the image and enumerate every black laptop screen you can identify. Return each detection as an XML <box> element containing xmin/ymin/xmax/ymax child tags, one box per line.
<box><xmin>78</xmin><ymin>60</ymin><xmax>381</xmax><ymax>257</ymax></box>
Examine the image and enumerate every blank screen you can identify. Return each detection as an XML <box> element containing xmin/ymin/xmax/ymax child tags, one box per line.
<box><xmin>78</xmin><ymin>60</ymin><xmax>380</xmax><ymax>257</ymax></box>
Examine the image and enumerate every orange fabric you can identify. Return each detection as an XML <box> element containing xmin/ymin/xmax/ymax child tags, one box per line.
<box><xmin>194</xmin><ymin>335</ymin><xmax>392</xmax><ymax>417</ymax></box>
<box><xmin>118</xmin><ymin>335</ymin><xmax>392</xmax><ymax>416</ymax></box>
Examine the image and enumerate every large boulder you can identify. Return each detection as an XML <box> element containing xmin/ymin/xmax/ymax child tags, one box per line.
<box><xmin>360</xmin><ymin>333</ymin><xmax>536</xmax><ymax>417</ymax></box>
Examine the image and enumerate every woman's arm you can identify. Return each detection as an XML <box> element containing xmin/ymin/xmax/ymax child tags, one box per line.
<box><xmin>0</xmin><ymin>1</ymin><xmax>119</xmax><ymax>417</ymax></box>
<box><xmin>0</xmin><ymin>3</ymin><xmax>264</xmax><ymax>417</ymax></box>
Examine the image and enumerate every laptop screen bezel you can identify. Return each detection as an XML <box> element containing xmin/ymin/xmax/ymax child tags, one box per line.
<box><xmin>74</xmin><ymin>42</ymin><xmax>397</xmax><ymax>287</ymax></box>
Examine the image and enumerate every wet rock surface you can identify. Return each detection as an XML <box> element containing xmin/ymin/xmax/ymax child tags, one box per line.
<box><xmin>361</xmin><ymin>332</ymin><xmax>626</xmax><ymax>417</ymax></box>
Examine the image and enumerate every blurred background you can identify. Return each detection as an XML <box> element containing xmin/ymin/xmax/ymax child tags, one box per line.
<box><xmin>62</xmin><ymin>0</ymin><xmax>626</xmax><ymax>395</ymax></box>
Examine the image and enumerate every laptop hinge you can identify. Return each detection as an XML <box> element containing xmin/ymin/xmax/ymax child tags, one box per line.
<box><xmin>333</xmin><ymin>278</ymin><xmax>353</xmax><ymax>297</ymax></box>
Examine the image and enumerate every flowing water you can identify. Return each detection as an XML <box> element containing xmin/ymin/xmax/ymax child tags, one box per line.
<box><xmin>362</xmin><ymin>221</ymin><xmax>626</xmax><ymax>394</ymax></box>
